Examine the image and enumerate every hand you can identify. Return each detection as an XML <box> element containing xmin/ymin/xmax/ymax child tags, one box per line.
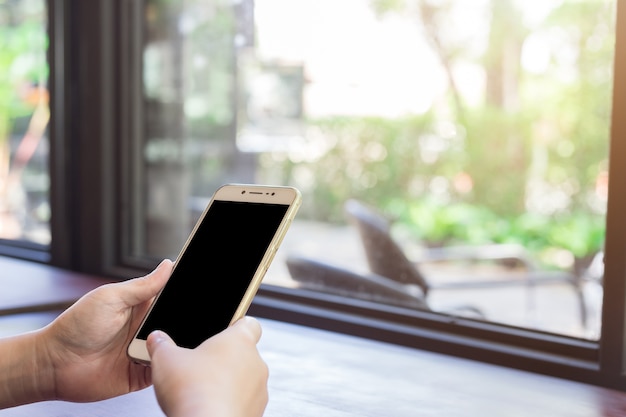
<box><xmin>38</xmin><ymin>259</ymin><xmax>173</xmax><ymax>402</ymax></box>
<box><xmin>147</xmin><ymin>317</ymin><xmax>269</xmax><ymax>417</ymax></box>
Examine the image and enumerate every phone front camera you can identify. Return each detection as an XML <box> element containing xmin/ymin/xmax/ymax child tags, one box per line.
<box><xmin>271</xmin><ymin>192</ymin><xmax>275</xmax><ymax>196</ymax></box>
<box><xmin>241</xmin><ymin>190</ymin><xmax>246</xmax><ymax>194</ymax></box>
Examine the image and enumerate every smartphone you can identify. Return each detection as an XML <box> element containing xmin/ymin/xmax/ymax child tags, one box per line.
<box><xmin>127</xmin><ymin>183</ymin><xmax>301</xmax><ymax>365</ymax></box>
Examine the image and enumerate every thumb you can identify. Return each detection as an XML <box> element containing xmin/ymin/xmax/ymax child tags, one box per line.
<box><xmin>230</xmin><ymin>316</ymin><xmax>263</xmax><ymax>344</ymax></box>
<box><xmin>116</xmin><ymin>259</ymin><xmax>173</xmax><ymax>307</ymax></box>
<box><xmin>146</xmin><ymin>330</ymin><xmax>177</xmax><ymax>358</ymax></box>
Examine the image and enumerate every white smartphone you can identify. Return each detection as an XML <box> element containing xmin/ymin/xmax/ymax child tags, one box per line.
<box><xmin>127</xmin><ymin>183</ymin><xmax>301</xmax><ymax>365</ymax></box>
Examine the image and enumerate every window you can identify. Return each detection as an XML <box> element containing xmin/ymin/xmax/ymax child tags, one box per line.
<box><xmin>14</xmin><ymin>0</ymin><xmax>626</xmax><ymax>389</ymax></box>
<box><xmin>131</xmin><ymin>0</ymin><xmax>611</xmax><ymax>335</ymax></box>
<box><xmin>0</xmin><ymin>0</ymin><xmax>50</xmax><ymax>252</ymax></box>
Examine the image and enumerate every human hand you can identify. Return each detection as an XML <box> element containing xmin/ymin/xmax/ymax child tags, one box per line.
<box><xmin>38</xmin><ymin>259</ymin><xmax>173</xmax><ymax>402</ymax></box>
<box><xmin>147</xmin><ymin>317</ymin><xmax>269</xmax><ymax>417</ymax></box>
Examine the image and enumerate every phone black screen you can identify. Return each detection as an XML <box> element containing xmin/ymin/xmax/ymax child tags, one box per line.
<box><xmin>136</xmin><ymin>200</ymin><xmax>289</xmax><ymax>349</ymax></box>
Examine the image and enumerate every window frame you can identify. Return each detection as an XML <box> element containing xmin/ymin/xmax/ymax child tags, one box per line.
<box><xmin>18</xmin><ymin>0</ymin><xmax>623</xmax><ymax>390</ymax></box>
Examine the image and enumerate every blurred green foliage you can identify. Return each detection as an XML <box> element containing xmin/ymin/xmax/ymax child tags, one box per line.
<box><xmin>386</xmin><ymin>197</ymin><xmax>604</xmax><ymax>269</ymax></box>
<box><xmin>264</xmin><ymin>0</ymin><xmax>612</xmax><ymax>270</ymax></box>
<box><xmin>267</xmin><ymin>109</ymin><xmax>607</xmax><ymax>269</ymax></box>
<box><xmin>0</xmin><ymin>13</ymin><xmax>48</xmax><ymax>141</ymax></box>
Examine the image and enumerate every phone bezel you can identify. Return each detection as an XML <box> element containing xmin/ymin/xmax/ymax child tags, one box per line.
<box><xmin>127</xmin><ymin>184</ymin><xmax>301</xmax><ymax>365</ymax></box>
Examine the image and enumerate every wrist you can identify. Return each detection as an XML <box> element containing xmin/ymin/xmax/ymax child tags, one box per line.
<box><xmin>158</xmin><ymin>386</ymin><xmax>232</xmax><ymax>417</ymax></box>
<box><xmin>167</xmin><ymin>397</ymin><xmax>226</xmax><ymax>417</ymax></box>
<box><xmin>0</xmin><ymin>329</ymin><xmax>56</xmax><ymax>409</ymax></box>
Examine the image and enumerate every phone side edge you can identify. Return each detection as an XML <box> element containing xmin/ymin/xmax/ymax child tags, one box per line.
<box><xmin>127</xmin><ymin>338</ymin><xmax>151</xmax><ymax>366</ymax></box>
<box><xmin>229</xmin><ymin>189</ymin><xmax>302</xmax><ymax>324</ymax></box>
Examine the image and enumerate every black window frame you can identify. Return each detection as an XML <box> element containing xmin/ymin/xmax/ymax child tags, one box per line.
<box><xmin>5</xmin><ymin>0</ymin><xmax>619</xmax><ymax>391</ymax></box>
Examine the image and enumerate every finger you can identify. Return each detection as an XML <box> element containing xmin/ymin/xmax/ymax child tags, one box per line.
<box><xmin>230</xmin><ymin>316</ymin><xmax>263</xmax><ymax>344</ymax></box>
<box><xmin>115</xmin><ymin>259</ymin><xmax>173</xmax><ymax>307</ymax></box>
<box><xmin>146</xmin><ymin>330</ymin><xmax>177</xmax><ymax>358</ymax></box>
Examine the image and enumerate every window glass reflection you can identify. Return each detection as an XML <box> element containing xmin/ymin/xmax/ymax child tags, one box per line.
<box><xmin>139</xmin><ymin>0</ymin><xmax>613</xmax><ymax>340</ymax></box>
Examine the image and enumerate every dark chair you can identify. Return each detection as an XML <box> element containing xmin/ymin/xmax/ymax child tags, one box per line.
<box><xmin>343</xmin><ymin>199</ymin><xmax>588</xmax><ymax>329</ymax></box>
<box><xmin>286</xmin><ymin>254</ymin><xmax>427</xmax><ymax>309</ymax></box>
<box><xmin>286</xmin><ymin>254</ymin><xmax>485</xmax><ymax>318</ymax></box>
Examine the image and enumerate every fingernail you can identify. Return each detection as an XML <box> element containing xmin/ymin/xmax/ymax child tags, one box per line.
<box><xmin>150</xmin><ymin>330</ymin><xmax>167</xmax><ymax>344</ymax></box>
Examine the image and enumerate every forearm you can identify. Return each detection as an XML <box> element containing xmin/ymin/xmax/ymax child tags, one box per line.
<box><xmin>0</xmin><ymin>330</ymin><xmax>54</xmax><ymax>409</ymax></box>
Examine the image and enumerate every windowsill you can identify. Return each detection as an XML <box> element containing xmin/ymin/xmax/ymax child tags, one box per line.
<box><xmin>0</xmin><ymin>256</ymin><xmax>112</xmax><ymax>316</ymax></box>
<box><xmin>2</xmin><ymin>256</ymin><xmax>626</xmax><ymax>416</ymax></box>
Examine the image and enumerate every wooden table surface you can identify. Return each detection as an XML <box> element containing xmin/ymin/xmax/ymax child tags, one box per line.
<box><xmin>0</xmin><ymin>258</ymin><xmax>111</xmax><ymax>315</ymax></box>
<box><xmin>3</xmin><ymin>318</ymin><xmax>626</xmax><ymax>417</ymax></box>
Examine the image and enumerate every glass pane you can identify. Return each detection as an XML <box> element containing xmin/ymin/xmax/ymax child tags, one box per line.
<box><xmin>0</xmin><ymin>0</ymin><xmax>50</xmax><ymax>245</ymax></box>
<box><xmin>137</xmin><ymin>0</ymin><xmax>613</xmax><ymax>340</ymax></box>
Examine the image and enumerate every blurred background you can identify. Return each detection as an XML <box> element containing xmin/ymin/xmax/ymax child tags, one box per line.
<box><xmin>0</xmin><ymin>0</ymin><xmax>612</xmax><ymax>339</ymax></box>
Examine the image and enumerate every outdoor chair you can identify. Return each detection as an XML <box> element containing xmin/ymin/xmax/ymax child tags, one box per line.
<box><xmin>343</xmin><ymin>199</ymin><xmax>588</xmax><ymax>329</ymax></box>
<box><xmin>285</xmin><ymin>254</ymin><xmax>485</xmax><ymax>318</ymax></box>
